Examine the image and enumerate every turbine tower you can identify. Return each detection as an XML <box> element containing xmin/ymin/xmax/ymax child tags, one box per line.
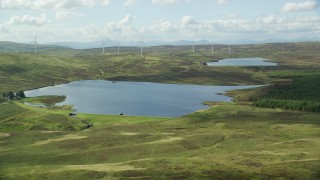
<box><xmin>228</xmin><ymin>44</ymin><xmax>231</xmax><ymax>54</ymax></box>
<box><xmin>192</xmin><ymin>40</ymin><xmax>195</xmax><ymax>53</ymax></box>
<box><xmin>139</xmin><ymin>38</ymin><xmax>143</xmax><ymax>57</ymax></box>
<box><xmin>31</xmin><ymin>35</ymin><xmax>38</xmax><ymax>54</ymax></box>
<box><xmin>117</xmin><ymin>40</ymin><xmax>120</xmax><ymax>54</ymax></box>
<box><xmin>211</xmin><ymin>41</ymin><xmax>214</xmax><ymax>54</ymax></box>
<box><xmin>101</xmin><ymin>39</ymin><xmax>105</xmax><ymax>54</ymax></box>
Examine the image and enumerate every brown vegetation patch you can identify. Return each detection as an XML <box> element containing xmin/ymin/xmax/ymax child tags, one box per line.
<box><xmin>32</xmin><ymin>134</ymin><xmax>87</xmax><ymax>146</ymax></box>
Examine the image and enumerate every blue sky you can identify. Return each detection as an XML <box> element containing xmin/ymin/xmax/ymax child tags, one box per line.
<box><xmin>0</xmin><ymin>0</ymin><xmax>319</xmax><ymax>43</ymax></box>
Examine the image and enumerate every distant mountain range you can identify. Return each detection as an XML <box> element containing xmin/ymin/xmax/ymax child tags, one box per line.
<box><xmin>50</xmin><ymin>39</ymin><xmax>212</xmax><ymax>49</ymax></box>
<box><xmin>1</xmin><ymin>38</ymin><xmax>319</xmax><ymax>51</ymax></box>
<box><xmin>49</xmin><ymin>38</ymin><xmax>320</xmax><ymax>49</ymax></box>
<box><xmin>0</xmin><ymin>41</ymin><xmax>71</xmax><ymax>53</ymax></box>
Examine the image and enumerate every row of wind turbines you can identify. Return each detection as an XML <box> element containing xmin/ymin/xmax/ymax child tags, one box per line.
<box><xmin>30</xmin><ymin>36</ymin><xmax>231</xmax><ymax>56</ymax></box>
<box><xmin>101</xmin><ymin>39</ymin><xmax>231</xmax><ymax>56</ymax></box>
<box><xmin>101</xmin><ymin>38</ymin><xmax>144</xmax><ymax>56</ymax></box>
<box><xmin>191</xmin><ymin>40</ymin><xmax>231</xmax><ymax>54</ymax></box>
<box><xmin>101</xmin><ymin>40</ymin><xmax>121</xmax><ymax>54</ymax></box>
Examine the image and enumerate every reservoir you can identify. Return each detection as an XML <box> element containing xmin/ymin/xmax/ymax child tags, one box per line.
<box><xmin>207</xmin><ymin>57</ymin><xmax>278</xmax><ymax>67</ymax></box>
<box><xmin>25</xmin><ymin>80</ymin><xmax>261</xmax><ymax>117</ymax></box>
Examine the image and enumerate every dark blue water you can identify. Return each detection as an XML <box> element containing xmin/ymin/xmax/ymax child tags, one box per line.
<box><xmin>25</xmin><ymin>80</ymin><xmax>262</xmax><ymax>117</ymax></box>
<box><xmin>207</xmin><ymin>57</ymin><xmax>278</xmax><ymax>67</ymax></box>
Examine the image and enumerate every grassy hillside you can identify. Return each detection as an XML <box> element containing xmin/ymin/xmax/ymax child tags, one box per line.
<box><xmin>0</xmin><ymin>50</ymin><xmax>262</xmax><ymax>94</ymax></box>
<box><xmin>0</xmin><ymin>101</ymin><xmax>84</xmax><ymax>132</ymax></box>
<box><xmin>0</xmin><ymin>102</ymin><xmax>319</xmax><ymax>179</ymax></box>
<box><xmin>0</xmin><ymin>53</ymin><xmax>91</xmax><ymax>93</ymax></box>
<box><xmin>0</xmin><ymin>41</ymin><xmax>71</xmax><ymax>53</ymax></box>
<box><xmin>2</xmin><ymin>42</ymin><xmax>320</xmax><ymax>94</ymax></box>
<box><xmin>0</xmin><ymin>42</ymin><xmax>320</xmax><ymax>179</ymax></box>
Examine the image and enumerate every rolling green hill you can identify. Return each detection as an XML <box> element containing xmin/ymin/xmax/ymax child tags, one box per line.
<box><xmin>0</xmin><ymin>41</ymin><xmax>72</xmax><ymax>53</ymax></box>
<box><xmin>2</xmin><ymin>41</ymin><xmax>319</xmax><ymax>95</ymax></box>
<box><xmin>0</xmin><ymin>101</ymin><xmax>319</xmax><ymax>179</ymax></box>
<box><xmin>0</xmin><ymin>42</ymin><xmax>319</xmax><ymax>179</ymax></box>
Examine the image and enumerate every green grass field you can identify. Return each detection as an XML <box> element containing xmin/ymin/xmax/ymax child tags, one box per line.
<box><xmin>1</xmin><ymin>102</ymin><xmax>319</xmax><ymax>179</ymax></box>
<box><xmin>0</xmin><ymin>42</ymin><xmax>320</xmax><ymax>179</ymax></box>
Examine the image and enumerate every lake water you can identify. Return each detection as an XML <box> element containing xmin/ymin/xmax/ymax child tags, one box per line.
<box><xmin>25</xmin><ymin>80</ymin><xmax>261</xmax><ymax>117</ymax></box>
<box><xmin>207</xmin><ymin>57</ymin><xmax>278</xmax><ymax>67</ymax></box>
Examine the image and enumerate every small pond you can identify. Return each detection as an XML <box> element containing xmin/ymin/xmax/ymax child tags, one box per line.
<box><xmin>207</xmin><ymin>57</ymin><xmax>278</xmax><ymax>67</ymax></box>
<box><xmin>25</xmin><ymin>80</ymin><xmax>262</xmax><ymax>117</ymax></box>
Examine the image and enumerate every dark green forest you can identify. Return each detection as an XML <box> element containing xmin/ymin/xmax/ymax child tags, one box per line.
<box><xmin>253</xmin><ymin>72</ymin><xmax>320</xmax><ymax>112</ymax></box>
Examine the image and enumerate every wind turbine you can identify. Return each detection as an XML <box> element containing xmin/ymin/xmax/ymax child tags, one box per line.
<box><xmin>117</xmin><ymin>40</ymin><xmax>120</xmax><ymax>54</ymax></box>
<box><xmin>139</xmin><ymin>38</ymin><xmax>143</xmax><ymax>57</ymax></box>
<box><xmin>192</xmin><ymin>40</ymin><xmax>195</xmax><ymax>53</ymax></box>
<box><xmin>31</xmin><ymin>35</ymin><xmax>38</xmax><ymax>54</ymax></box>
<box><xmin>101</xmin><ymin>39</ymin><xmax>105</xmax><ymax>54</ymax></box>
<box><xmin>228</xmin><ymin>44</ymin><xmax>231</xmax><ymax>54</ymax></box>
<box><xmin>211</xmin><ymin>41</ymin><xmax>214</xmax><ymax>54</ymax></box>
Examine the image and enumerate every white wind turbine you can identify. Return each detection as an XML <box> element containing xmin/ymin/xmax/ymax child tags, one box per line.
<box><xmin>228</xmin><ymin>44</ymin><xmax>231</xmax><ymax>54</ymax></box>
<box><xmin>192</xmin><ymin>40</ymin><xmax>195</xmax><ymax>53</ymax></box>
<box><xmin>31</xmin><ymin>35</ymin><xmax>38</xmax><ymax>54</ymax></box>
<box><xmin>211</xmin><ymin>41</ymin><xmax>214</xmax><ymax>54</ymax></box>
<box><xmin>101</xmin><ymin>39</ymin><xmax>105</xmax><ymax>54</ymax></box>
<box><xmin>139</xmin><ymin>38</ymin><xmax>143</xmax><ymax>57</ymax></box>
<box><xmin>117</xmin><ymin>40</ymin><xmax>120</xmax><ymax>54</ymax></box>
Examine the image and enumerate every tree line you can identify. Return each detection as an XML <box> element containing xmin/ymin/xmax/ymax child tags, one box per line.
<box><xmin>268</xmin><ymin>70</ymin><xmax>320</xmax><ymax>79</ymax></box>
<box><xmin>253</xmin><ymin>73</ymin><xmax>320</xmax><ymax>112</ymax></box>
<box><xmin>2</xmin><ymin>91</ymin><xmax>26</xmax><ymax>100</ymax></box>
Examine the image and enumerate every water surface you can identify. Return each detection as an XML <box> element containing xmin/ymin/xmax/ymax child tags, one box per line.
<box><xmin>25</xmin><ymin>80</ymin><xmax>261</xmax><ymax>117</ymax></box>
<box><xmin>207</xmin><ymin>57</ymin><xmax>278</xmax><ymax>67</ymax></box>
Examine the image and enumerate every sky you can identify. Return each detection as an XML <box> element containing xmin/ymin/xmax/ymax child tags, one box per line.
<box><xmin>0</xmin><ymin>0</ymin><xmax>319</xmax><ymax>43</ymax></box>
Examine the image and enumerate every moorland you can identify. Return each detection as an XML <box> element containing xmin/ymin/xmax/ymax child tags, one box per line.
<box><xmin>0</xmin><ymin>41</ymin><xmax>319</xmax><ymax>179</ymax></box>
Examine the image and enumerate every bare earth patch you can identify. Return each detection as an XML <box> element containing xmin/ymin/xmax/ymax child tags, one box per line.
<box><xmin>57</xmin><ymin>163</ymin><xmax>143</xmax><ymax>172</ymax></box>
<box><xmin>247</xmin><ymin>150</ymin><xmax>291</xmax><ymax>156</ymax></box>
<box><xmin>120</xmin><ymin>132</ymin><xmax>140</xmax><ymax>136</ymax></box>
<box><xmin>40</xmin><ymin>131</ymin><xmax>64</xmax><ymax>134</ymax></box>
<box><xmin>32</xmin><ymin>134</ymin><xmax>87</xmax><ymax>146</ymax></box>
<box><xmin>145</xmin><ymin>137</ymin><xmax>183</xmax><ymax>144</ymax></box>
<box><xmin>120</xmin><ymin>132</ymin><xmax>175</xmax><ymax>136</ymax></box>
<box><xmin>4</xmin><ymin>163</ymin><xmax>144</xmax><ymax>177</ymax></box>
<box><xmin>0</xmin><ymin>133</ymin><xmax>10</xmax><ymax>138</ymax></box>
<box><xmin>272</xmin><ymin>139</ymin><xmax>313</xmax><ymax>145</ymax></box>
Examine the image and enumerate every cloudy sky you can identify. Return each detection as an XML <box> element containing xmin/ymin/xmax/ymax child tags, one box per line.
<box><xmin>0</xmin><ymin>0</ymin><xmax>319</xmax><ymax>43</ymax></box>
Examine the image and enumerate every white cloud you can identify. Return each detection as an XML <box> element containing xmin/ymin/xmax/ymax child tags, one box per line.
<box><xmin>0</xmin><ymin>0</ymin><xmax>32</xmax><ymax>9</ymax></box>
<box><xmin>282</xmin><ymin>1</ymin><xmax>317</xmax><ymax>12</ymax></box>
<box><xmin>55</xmin><ymin>10</ymin><xmax>83</xmax><ymax>20</ymax></box>
<box><xmin>152</xmin><ymin>19</ymin><xmax>175</xmax><ymax>32</ymax></box>
<box><xmin>0</xmin><ymin>0</ymin><xmax>99</xmax><ymax>10</ymax></box>
<box><xmin>124</xmin><ymin>0</ymin><xmax>137</xmax><ymax>6</ymax></box>
<box><xmin>152</xmin><ymin>0</ymin><xmax>190</xmax><ymax>6</ymax></box>
<box><xmin>6</xmin><ymin>14</ymin><xmax>50</xmax><ymax>26</ymax></box>
<box><xmin>181</xmin><ymin>16</ymin><xmax>199</xmax><ymax>25</ymax></box>
<box><xmin>165</xmin><ymin>14</ymin><xmax>320</xmax><ymax>40</ymax></box>
<box><xmin>295</xmin><ymin>16</ymin><xmax>320</xmax><ymax>23</ymax></box>
<box><xmin>104</xmin><ymin>14</ymin><xmax>136</xmax><ymax>35</ymax></box>
<box><xmin>35</xmin><ymin>0</ymin><xmax>96</xmax><ymax>9</ymax></box>
<box><xmin>217</xmin><ymin>0</ymin><xmax>228</xmax><ymax>5</ymax></box>
<box><xmin>117</xmin><ymin>14</ymin><xmax>134</xmax><ymax>27</ymax></box>
<box><xmin>256</xmin><ymin>15</ymin><xmax>286</xmax><ymax>24</ymax></box>
<box><xmin>1</xmin><ymin>11</ymin><xmax>319</xmax><ymax>43</ymax></box>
